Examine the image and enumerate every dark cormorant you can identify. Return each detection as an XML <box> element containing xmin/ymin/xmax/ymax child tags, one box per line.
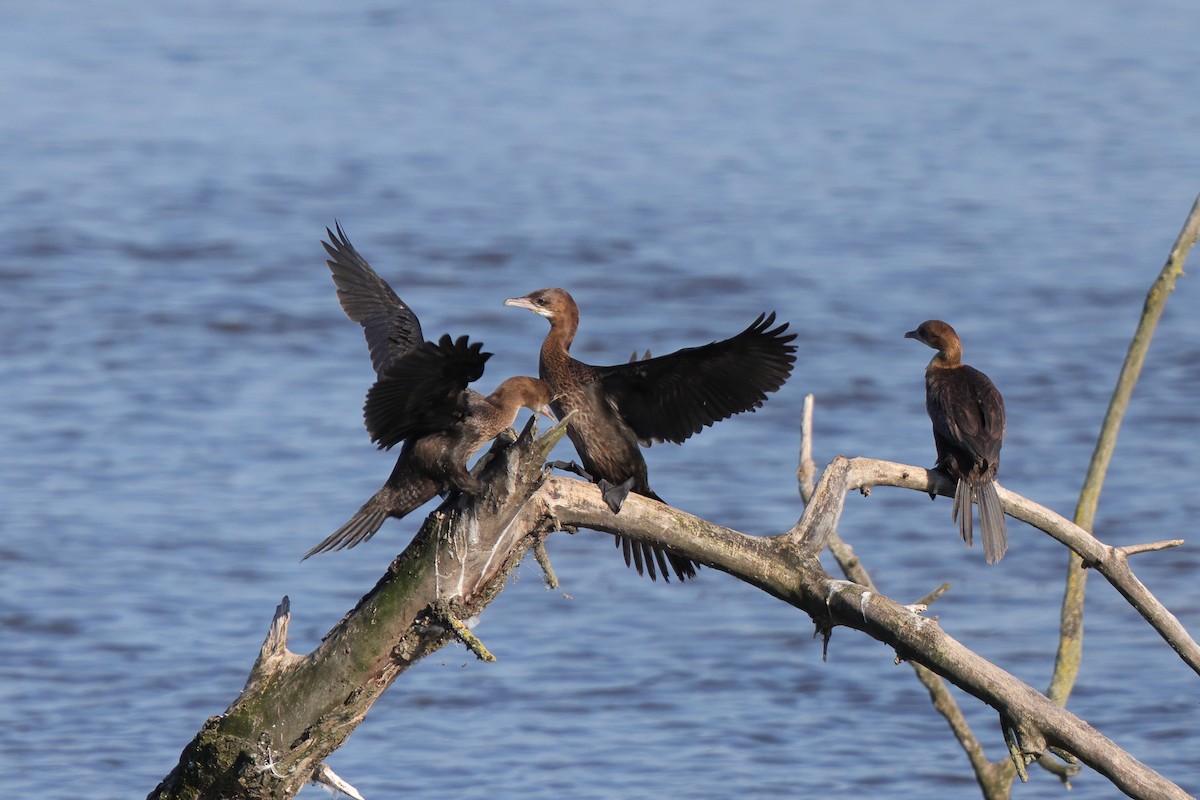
<box><xmin>905</xmin><ymin>319</ymin><xmax>1007</xmax><ymax>563</ymax></box>
<box><xmin>302</xmin><ymin>226</ymin><xmax>552</xmax><ymax>559</ymax></box>
<box><xmin>505</xmin><ymin>287</ymin><xmax>797</xmax><ymax>581</ymax></box>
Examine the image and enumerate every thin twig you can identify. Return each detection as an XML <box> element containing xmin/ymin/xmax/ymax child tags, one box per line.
<box><xmin>445</xmin><ymin>611</ymin><xmax>496</xmax><ymax>663</ymax></box>
<box><xmin>533</xmin><ymin>538</ymin><xmax>559</xmax><ymax>589</ymax></box>
<box><xmin>312</xmin><ymin>764</ymin><xmax>365</xmax><ymax>800</ymax></box>
<box><xmin>915</xmin><ymin>582</ymin><xmax>952</xmax><ymax>608</ymax></box>
<box><xmin>1117</xmin><ymin>540</ymin><xmax>1185</xmax><ymax>558</ymax></box>
<box><xmin>797</xmin><ymin>393</ymin><xmax>817</xmax><ymax>504</ymax></box>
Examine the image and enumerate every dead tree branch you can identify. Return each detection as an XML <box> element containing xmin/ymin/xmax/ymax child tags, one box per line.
<box><xmin>147</xmin><ymin>417</ymin><xmax>570</xmax><ymax>800</ymax></box>
<box><xmin>778</xmin><ymin>457</ymin><xmax>1199</xmax><ymax>676</ymax></box>
<box><xmin>1051</xmin><ymin>192</ymin><xmax>1199</xmax><ymax>707</ymax></box>
<box><xmin>534</xmin><ymin>477</ymin><xmax>1191</xmax><ymax>800</ymax></box>
<box><xmin>796</xmin><ymin>394</ymin><xmax>1025</xmax><ymax>799</ymax></box>
<box><xmin>149</xmin><ymin>424</ymin><xmax>1195</xmax><ymax>800</ymax></box>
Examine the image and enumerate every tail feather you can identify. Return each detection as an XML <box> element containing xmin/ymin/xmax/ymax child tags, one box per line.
<box><xmin>952</xmin><ymin>478</ymin><xmax>973</xmax><ymax>549</ymax></box>
<box><xmin>977</xmin><ymin>480</ymin><xmax>1008</xmax><ymax>564</ymax></box>
<box><xmin>665</xmin><ymin>551</ymin><xmax>697</xmax><ymax>581</ymax></box>
<box><xmin>615</xmin><ymin>534</ymin><xmax>697</xmax><ymax>581</ymax></box>
<box><xmin>950</xmin><ymin>478</ymin><xmax>1008</xmax><ymax>564</ymax></box>
<box><xmin>651</xmin><ymin>545</ymin><xmax>671</xmax><ymax>582</ymax></box>
<box><xmin>629</xmin><ymin>536</ymin><xmax>646</xmax><ymax>576</ymax></box>
<box><xmin>302</xmin><ymin>499</ymin><xmax>390</xmax><ymax>559</ymax></box>
<box><xmin>641</xmin><ymin>488</ymin><xmax>698</xmax><ymax>582</ymax></box>
<box><xmin>638</xmin><ymin>540</ymin><xmax>658</xmax><ymax>580</ymax></box>
<box><xmin>610</xmin><ymin>484</ymin><xmax>698</xmax><ymax>582</ymax></box>
<box><xmin>302</xmin><ymin>475</ymin><xmax>440</xmax><ymax>560</ymax></box>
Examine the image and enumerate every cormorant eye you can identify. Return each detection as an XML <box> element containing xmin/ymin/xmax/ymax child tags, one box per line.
<box><xmin>536</xmin><ymin>297</ymin><xmax>547</xmax><ymax>306</ymax></box>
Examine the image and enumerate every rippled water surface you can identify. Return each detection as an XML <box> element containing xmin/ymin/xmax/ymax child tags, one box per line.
<box><xmin>2</xmin><ymin>2</ymin><xmax>1198</xmax><ymax>797</ymax></box>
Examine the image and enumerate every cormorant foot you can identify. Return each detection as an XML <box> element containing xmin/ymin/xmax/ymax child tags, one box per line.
<box><xmin>927</xmin><ymin>465</ymin><xmax>951</xmax><ymax>500</ymax></box>
<box><xmin>439</xmin><ymin>489</ymin><xmax>472</xmax><ymax>512</ymax></box>
<box><xmin>598</xmin><ymin>477</ymin><xmax>635</xmax><ymax>513</ymax></box>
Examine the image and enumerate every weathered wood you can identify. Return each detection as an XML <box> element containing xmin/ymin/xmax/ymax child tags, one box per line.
<box><xmin>781</xmin><ymin>456</ymin><xmax>1199</xmax><ymax>675</ymax></box>
<box><xmin>149</xmin><ymin>433</ymin><xmax>1195</xmax><ymax>800</ymax></box>
<box><xmin>147</xmin><ymin>418</ymin><xmax>569</xmax><ymax>800</ymax></box>
<box><xmin>532</xmin><ymin>477</ymin><xmax>1193</xmax><ymax>800</ymax></box>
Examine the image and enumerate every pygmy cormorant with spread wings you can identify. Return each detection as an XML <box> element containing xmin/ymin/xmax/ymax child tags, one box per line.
<box><xmin>303</xmin><ymin>226</ymin><xmax>552</xmax><ymax>559</ymax></box>
<box><xmin>505</xmin><ymin>287</ymin><xmax>797</xmax><ymax>581</ymax></box>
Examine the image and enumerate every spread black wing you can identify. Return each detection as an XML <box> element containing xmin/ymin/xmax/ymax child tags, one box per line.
<box><xmin>594</xmin><ymin>313</ymin><xmax>797</xmax><ymax>445</ymax></box>
<box><xmin>324</xmin><ymin>222</ymin><xmax>423</xmax><ymax>375</ymax></box>
<box><xmin>364</xmin><ymin>334</ymin><xmax>491</xmax><ymax>449</ymax></box>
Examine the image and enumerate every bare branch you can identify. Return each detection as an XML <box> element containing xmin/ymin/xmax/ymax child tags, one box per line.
<box><xmin>312</xmin><ymin>764</ymin><xmax>365</xmax><ymax>800</ymax></box>
<box><xmin>1052</xmin><ymin>193</ymin><xmax>1200</xmax><ymax>708</ymax></box>
<box><xmin>442</xmin><ymin>604</ymin><xmax>497</xmax><ymax>662</ymax></box>
<box><xmin>537</xmin><ymin>477</ymin><xmax>1191</xmax><ymax>799</ymax></box>
<box><xmin>1035</xmin><ymin>751</ymin><xmax>1083</xmax><ymax>788</ymax></box>
<box><xmin>1076</xmin><ymin>192</ymin><xmax>1199</xmax><ymax>533</ymax></box>
<box><xmin>797</xmin><ymin>394</ymin><xmax>1012</xmax><ymax>798</ymax></box>
<box><xmin>152</xmin><ymin>415</ymin><xmax>1194</xmax><ymax>800</ymax></box>
<box><xmin>534</xmin><ymin>537</ymin><xmax>560</xmax><ymax>588</ymax></box>
<box><xmin>1117</xmin><ymin>540</ymin><xmax>1185</xmax><ymax>558</ymax></box>
<box><xmin>775</xmin><ymin>456</ymin><xmax>1200</xmax><ymax>676</ymax></box>
<box><xmin>797</xmin><ymin>393</ymin><xmax>817</xmax><ymax>504</ymax></box>
<box><xmin>915</xmin><ymin>582</ymin><xmax>951</xmax><ymax>608</ymax></box>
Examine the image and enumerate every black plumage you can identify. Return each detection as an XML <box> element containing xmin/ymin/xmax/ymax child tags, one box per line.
<box><xmin>505</xmin><ymin>287</ymin><xmax>797</xmax><ymax>581</ymax></box>
<box><xmin>303</xmin><ymin>226</ymin><xmax>552</xmax><ymax>559</ymax></box>
<box><xmin>906</xmin><ymin>319</ymin><xmax>1007</xmax><ymax>563</ymax></box>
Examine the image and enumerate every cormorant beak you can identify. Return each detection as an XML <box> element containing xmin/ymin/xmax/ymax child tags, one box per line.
<box><xmin>504</xmin><ymin>296</ymin><xmax>552</xmax><ymax>318</ymax></box>
<box><xmin>538</xmin><ymin>404</ymin><xmax>555</xmax><ymax>420</ymax></box>
<box><xmin>904</xmin><ymin>329</ymin><xmax>920</xmax><ymax>341</ymax></box>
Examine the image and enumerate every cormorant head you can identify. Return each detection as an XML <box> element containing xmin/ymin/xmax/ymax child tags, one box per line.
<box><xmin>504</xmin><ymin>287</ymin><xmax>577</xmax><ymax>322</ymax></box>
<box><xmin>490</xmin><ymin>376</ymin><xmax>556</xmax><ymax>421</ymax></box>
<box><xmin>905</xmin><ymin>320</ymin><xmax>959</xmax><ymax>350</ymax></box>
<box><xmin>905</xmin><ymin>320</ymin><xmax>963</xmax><ymax>365</ymax></box>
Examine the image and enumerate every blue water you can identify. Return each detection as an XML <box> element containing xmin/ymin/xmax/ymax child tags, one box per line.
<box><xmin>2</xmin><ymin>2</ymin><xmax>1198</xmax><ymax>797</ymax></box>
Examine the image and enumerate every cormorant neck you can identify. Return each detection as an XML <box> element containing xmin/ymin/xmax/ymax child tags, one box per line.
<box><xmin>544</xmin><ymin>303</ymin><xmax>579</xmax><ymax>352</ymax></box>
<box><xmin>930</xmin><ymin>339</ymin><xmax>962</xmax><ymax>369</ymax></box>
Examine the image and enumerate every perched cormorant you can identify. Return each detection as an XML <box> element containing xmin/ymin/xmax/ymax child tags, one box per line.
<box><xmin>905</xmin><ymin>320</ymin><xmax>1007</xmax><ymax>563</ymax></box>
<box><xmin>302</xmin><ymin>226</ymin><xmax>552</xmax><ymax>559</ymax></box>
<box><xmin>505</xmin><ymin>287</ymin><xmax>797</xmax><ymax>581</ymax></box>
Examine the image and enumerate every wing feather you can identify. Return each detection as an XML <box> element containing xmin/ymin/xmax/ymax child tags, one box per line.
<box><xmin>324</xmin><ymin>222</ymin><xmax>424</xmax><ymax>374</ymax></box>
<box><xmin>927</xmin><ymin>366</ymin><xmax>1004</xmax><ymax>471</ymax></box>
<box><xmin>594</xmin><ymin>313</ymin><xmax>797</xmax><ymax>444</ymax></box>
<box><xmin>364</xmin><ymin>334</ymin><xmax>491</xmax><ymax>449</ymax></box>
